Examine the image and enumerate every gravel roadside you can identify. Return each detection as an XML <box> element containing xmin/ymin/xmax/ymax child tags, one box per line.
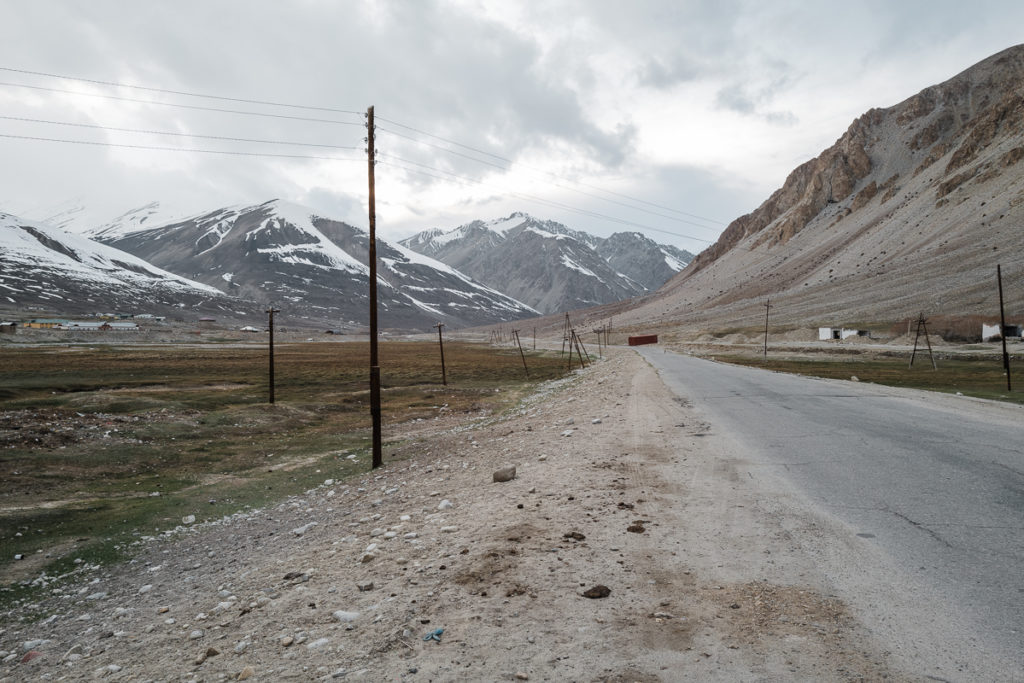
<box><xmin>0</xmin><ymin>348</ymin><xmax>906</xmax><ymax>682</ymax></box>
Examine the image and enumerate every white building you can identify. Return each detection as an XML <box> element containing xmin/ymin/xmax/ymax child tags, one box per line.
<box><xmin>818</xmin><ymin>327</ymin><xmax>868</xmax><ymax>341</ymax></box>
<box><xmin>982</xmin><ymin>323</ymin><xmax>1023</xmax><ymax>341</ymax></box>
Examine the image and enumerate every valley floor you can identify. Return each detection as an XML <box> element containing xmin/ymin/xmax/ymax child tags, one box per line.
<box><xmin>3</xmin><ymin>349</ymin><xmax>934</xmax><ymax>681</ymax></box>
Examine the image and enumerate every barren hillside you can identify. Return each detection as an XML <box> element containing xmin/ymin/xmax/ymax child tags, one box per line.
<box><xmin>610</xmin><ymin>45</ymin><xmax>1024</xmax><ymax>336</ymax></box>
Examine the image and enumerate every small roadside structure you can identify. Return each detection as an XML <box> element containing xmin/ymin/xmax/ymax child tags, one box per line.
<box><xmin>818</xmin><ymin>327</ymin><xmax>869</xmax><ymax>341</ymax></box>
<box><xmin>628</xmin><ymin>334</ymin><xmax>658</xmax><ymax>346</ymax></box>
<box><xmin>0</xmin><ymin>321</ymin><xmax>16</xmax><ymax>334</ymax></box>
<box><xmin>982</xmin><ymin>323</ymin><xmax>1023</xmax><ymax>341</ymax></box>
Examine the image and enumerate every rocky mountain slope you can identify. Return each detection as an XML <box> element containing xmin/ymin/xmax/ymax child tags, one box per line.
<box><xmin>606</xmin><ymin>44</ymin><xmax>1024</xmax><ymax>335</ymax></box>
<box><xmin>401</xmin><ymin>212</ymin><xmax>692</xmax><ymax>314</ymax></box>
<box><xmin>0</xmin><ymin>210</ymin><xmax>240</xmax><ymax>317</ymax></box>
<box><xmin>96</xmin><ymin>200</ymin><xmax>538</xmax><ymax>331</ymax></box>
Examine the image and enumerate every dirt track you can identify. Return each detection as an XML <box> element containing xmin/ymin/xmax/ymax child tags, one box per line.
<box><xmin>1</xmin><ymin>348</ymin><xmax>906</xmax><ymax>681</ymax></box>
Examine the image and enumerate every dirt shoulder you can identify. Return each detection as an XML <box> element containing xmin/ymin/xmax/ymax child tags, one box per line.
<box><xmin>0</xmin><ymin>348</ymin><xmax>907</xmax><ymax>682</ymax></box>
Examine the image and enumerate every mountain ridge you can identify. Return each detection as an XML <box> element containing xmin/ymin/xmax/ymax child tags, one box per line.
<box><xmin>401</xmin><ymin>212</ymin><xmax>693</xmax><ymax>314</ymax></box>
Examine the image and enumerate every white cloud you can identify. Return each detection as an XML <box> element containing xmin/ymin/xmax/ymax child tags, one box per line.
<box><xmin>0</xmin><ymin>0</ymin><xmax>1022</xmax><ymax>253</ymax></box>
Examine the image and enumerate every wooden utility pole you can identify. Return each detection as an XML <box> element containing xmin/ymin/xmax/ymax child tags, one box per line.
<box><xmin>561</xmin><ymin>313</ymin><xmax>572</xmax><ymax>357</ymax></box>
<box><xmin>763</xmin><ymin>298</ymin><xmax>771</xmax><ymax>357</ymax></box>
<box><xmin>366</xmin><ymin>106</ymin><xmax>382</xmax><ymax>469</ymax></box>
<box><xmin>434</xmin><ymin>322</ymin><xmax>447</xmax><ymax>386</ymax></box>
<box><xmin>997</xmin><ymin>264</ymin><xmax>1012</xmax><ymax>391</ymax></box>
<box><xmin>909</xmin><ymin>312</ymin><xmax>937</xmax><ymax>370</ymax></box>
<box><xmin>266</xmin><ymin>306</ymin><xmax>280</xmax><ymax>404</ymax></box>
<box><xmin>513</xmin><ymin>329</ymin><xmax>529</xmax><ymax>378</ymax></box>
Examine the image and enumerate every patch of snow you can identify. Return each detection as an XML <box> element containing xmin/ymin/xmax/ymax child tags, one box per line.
<box><xmin>560</xmin><ymin>254</ymin><xmax>597</xmax><ymax>278</ymax></box>
<box><xmin>661</xmin><ymin>248</ymin><xmax>687</xmax><ymax>271</ymax></box>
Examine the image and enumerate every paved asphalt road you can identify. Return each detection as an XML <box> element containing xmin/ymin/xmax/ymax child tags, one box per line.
<box><xmin>637</xmin><ymin>348</ymin><xmax>1024</xmax><ymax>678</ymax></box>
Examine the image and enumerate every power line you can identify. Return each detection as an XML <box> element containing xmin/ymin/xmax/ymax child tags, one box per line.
<box><xmin>0</xmin><ymin>132</ymin><xmax>363</xmax><ymax>162</ymax></box>
<box><xmin>0</xmin><ymin>66</ymin><xmax>363</xmax><ymax>116</ymax></box>
<box><xmin>378</xmin><ymin>153</ymin><xmax>717</xmax><ymax>245</ymax></box>
<box><xmin>0</xmin><ymin>81</ymin><xmax>363</xmax><ymax>127</ymax></box>
<box><xmin>0</xmin><ymin>115</ymin><xmax>361</xmax><ymax>150</ymax></box>
<box><xmin>378</xmin><ymin>125</ymin><xmax>721</xmax><ymax>232</ymax></box>
<box><xmin>377</xmin><ymin>114</ymin><xmax>726</xmax><ymax>226</ymax></box>
<box><xmin>2</xmin><ymin>65</ymin><xmax>725</xmax><ymax>231</ymax></box>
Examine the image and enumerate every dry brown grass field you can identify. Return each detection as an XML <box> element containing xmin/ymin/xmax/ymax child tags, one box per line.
<box><xmin>0</xmin><ymin>340</ymin><xmax>567</xmax><ymax>603</ymax></box>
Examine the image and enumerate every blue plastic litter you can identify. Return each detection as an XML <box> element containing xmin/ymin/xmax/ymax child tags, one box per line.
<box><xmin>423</xmin><ymin>628</ymin><xmax>444</xmax><ymax>642</ymax></box>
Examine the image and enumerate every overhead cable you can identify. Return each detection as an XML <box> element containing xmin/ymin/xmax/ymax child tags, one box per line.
<box><xmin>0</xmin><ymin>115</ymin><xmax>361</xmax><ymax>150</ymax></box>
<box><xmin>0</xmin><ymin>132</ymin><xmax>362</xmax><ymax>162</ymax></box>
<box><xmin>0</xmin><ymin>66</ymin><xmax>363</xmax><ymax>116</ymax></box>
<box><xmin>0</xmin><ymin>81</ymin><xmax>363</xmax><ymax>127</ymax></box>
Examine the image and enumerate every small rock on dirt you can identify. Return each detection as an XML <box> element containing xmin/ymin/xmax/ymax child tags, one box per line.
<box><xmin>582</xmin><ymin>585</ymin><xmax>611</xmax><ymax>599</ymax></box>
<box><xmin>333</xmin><ymin>610</ymin><xmax>360</xmax><ymax>623</ymax></box>
<box><xmin>493</xmin><ymin>465</ymin><xmax>516</xmax><ymax>482</ymax></box>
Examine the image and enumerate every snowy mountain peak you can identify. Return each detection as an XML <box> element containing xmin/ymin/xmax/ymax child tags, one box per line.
<box><xmin>87</xmin><ymin>201</ymin><xmax>189</xmax><ymax>240</ymax></box>
<box><xmin>0</xmin><ymin>209</ymin><xmax>232</xmax><ymax>314</ymax></box>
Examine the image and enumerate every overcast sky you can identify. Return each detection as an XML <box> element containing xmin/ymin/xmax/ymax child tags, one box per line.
<box><xmin>1</xmin><ymin>0</ymin><xmax>1021</xmax><ymax>251</ymax></box>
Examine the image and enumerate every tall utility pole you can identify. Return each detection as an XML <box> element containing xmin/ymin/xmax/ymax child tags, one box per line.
<box><xmin>366</xmin><ymin>106</ymin><xmax>382</xmax><ymax>469</ymax></box>
<box><xmin>266</xmin><ymin>306</ymin><xmax>280</xmax><ymax>404</ymax></box>
<box><xmin>434</xmin><ymin>322</ymin><xmax>447</xmax><ymax>386</ymax></box>
<box><xmin>763</xmin><ymin>299</ymin><xmax>771</xmax><ymax>357</ymax></box>
<box><xmin>997</xmin><ymin>264</ymin><xmax>1012</xmax><ymax>391</ymax></box>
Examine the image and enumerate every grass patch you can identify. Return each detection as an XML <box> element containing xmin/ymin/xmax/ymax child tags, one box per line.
<box><xmin>721</xmin><ymin>354</ymin><xmax>1021</xmax><ymax>404</ymax></box>
<box><xmin>0</xmin><ymin>340</ymin><xmax>567</xmax><ymax>608</ymax></box>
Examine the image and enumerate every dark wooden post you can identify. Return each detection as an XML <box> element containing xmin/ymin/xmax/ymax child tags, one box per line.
<box><xmin>998</xmin><ymin>264</ymin><xmax>1012</xmax><ymax>391</ymax></box>
<box><xmin>435</xmin><ymin>322</ymin><xmax>447</xmax><ymax>386</ymax></box>
<box><xmin>513</xmin><ymin>329</ymin><xmax>529</xmax><ymax>378</ymax></box>
<box><xmin>266</xmin><ymin>306</ymin><xmax>280</xmax><ymax>404</ymax></box>
<box><xmin>367</xmin><ymin>106</ymin><xmax>382</xmax><ymax>469</ymax></box>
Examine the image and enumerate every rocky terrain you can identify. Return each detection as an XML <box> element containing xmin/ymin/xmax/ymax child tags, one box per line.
<box><xmin>595</xmin><ymin>45</ymin><xmax>1024</xmax><ymax>338</ymax></box>
<box><xmin>0</xmin><ymin>350</ymin><xmax>910</xmax><ymax>682</ymax></box>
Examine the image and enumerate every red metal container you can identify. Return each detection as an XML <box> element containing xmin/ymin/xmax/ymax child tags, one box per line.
<box><xmin>627</xmin><ymin>334</ymin><xmax>658</xmax><ymax>346</ymax></box>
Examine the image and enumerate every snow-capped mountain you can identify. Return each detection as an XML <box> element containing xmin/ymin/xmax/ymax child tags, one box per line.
<box><xmin>595</xmin><ymin>232</ymin><xmax>694</xmax><ymax>292</ymax></box>
<box><xmin>400</xmin><ymin>212</ymin><xmax>693</xmax><ymax>314</ymax></box>
<box><xmin>96</xmin><ymin>200</ymin><xmax>537</xmax><ymax>330</ymax></box>
<box><xmin>0</xmin><ymin>210</ymin><xmax>239</xmax><ymax>316</ymax></box>
<box><xmin>88</xmin><ymin>202</ymin><xmax>189</xmax><ymax>241</ymax></box>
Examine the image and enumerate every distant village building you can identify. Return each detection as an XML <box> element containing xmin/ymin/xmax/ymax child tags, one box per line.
<box><xmin>24</xmin><ymin>319</ymin><xmax>68</xmax><ymax>329</ymax></box>
<box><xmin>0</xmin><ymin>321</ymin><xmax>16</xmax><ymax>334</ymax></box>
<box><xmin>66</xmin><ymin>321</ymin><xmax>139</xmax><ymax>331</ymax></box>
<box><xmin>982</xmin><ymin>323</ymin><xmax>1023</xmax><ymax>341</ymax></box>
<box><xmin>818</xmin><ymin>327</ymin><xmax>869</xmax><ymax>341</ymax></box>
